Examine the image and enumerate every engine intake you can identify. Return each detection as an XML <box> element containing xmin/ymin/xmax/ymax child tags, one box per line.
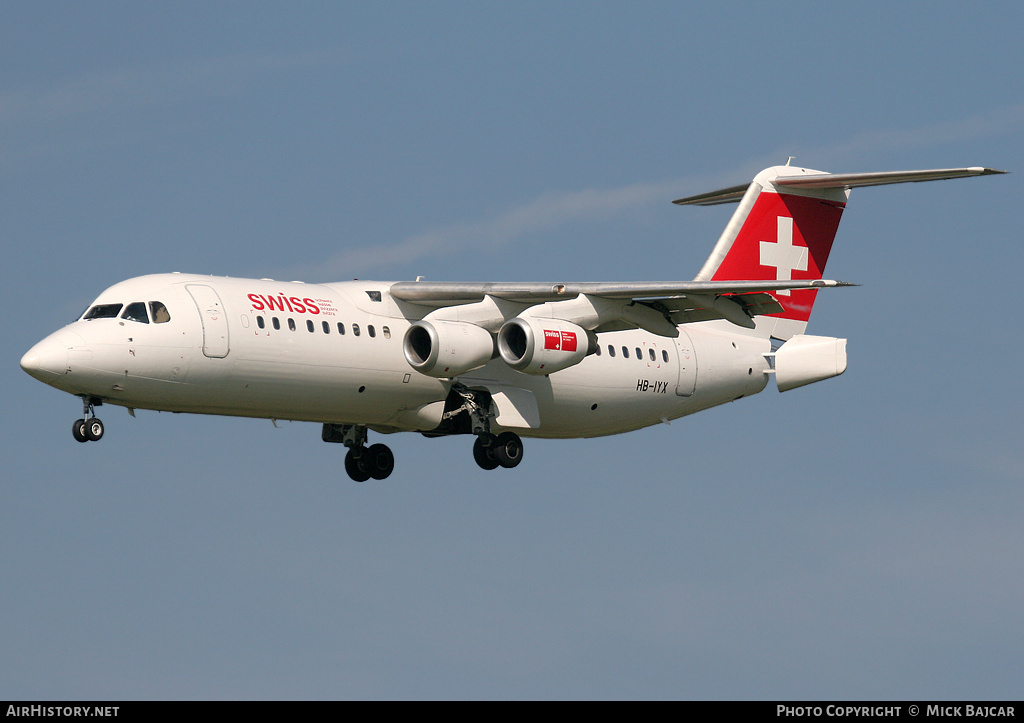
<box><xmin>403</xmin><ymin>320</ymin><xmax>495</xmax><ymax>377</ymax></box>
<box><xmin>497</xmin><ymin>317</ymin><xmax>594</xmax><ymax>375</ymax></box>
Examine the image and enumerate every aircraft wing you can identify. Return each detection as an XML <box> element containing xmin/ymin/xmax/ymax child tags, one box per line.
<box><xmin>390</xmin><ymin>279</ymin><xmax>852</xmax><ymax>332</ymax></box>
<box><xmin>389</xmin><ymin>279</ymin><xmax>849</xmax><ymax>305</ymax></box>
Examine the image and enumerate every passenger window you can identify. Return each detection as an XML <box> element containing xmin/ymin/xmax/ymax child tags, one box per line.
<box><xmin>662</xmin><ymin>350</ymin><xmax>669</xmax><ymax>363</ymax></box>
<box><xmin>621</xmin><ymin>346</ymin><xmax>628</xmax><ymax>358</ymax></box>
<box><xmin>307</xmin><ymin>320</ymin><xmax>314</xmax><ymax>332</ymax></box>
<box><xmin>337</xmin><ymin>323</ymin><xmax>345</xmax><ymax>335</ymax></box>
<box><xmin>322</xmin><ymin>321</ymin><xmax>330</xmax><ymax>334</ymax></box>
<box><xmin>353</xmin><ymin>324</ymin><xmax>361</xmax><ymax>337</ymax></box>
<box><xmin>272</xmin><ymin>317</ymin><xmax>280</xmax><ymax>330</ymax></box>
<box><xmin>595</xmin><ymin>345</ymin><xmax>601</xmax><ymax>357</ymax></box>
<box><xmin>608</xmin><ymin>345</ymin><xmax>615</xmax><ymax>358</ymax></box>
<box><xmin>382</xmin><ymin>326</ymin><xmax>391</xmax><ymax>339</ymax></box>
<box><xmin>149</xmin><ymin>301</ymin><xmax>171</xmax><ymax>323</ymax></box>
<box><xmin>635</xmin><ymin>347</ymin><xmax>642</xmax><ymax>359</ymax></box>
<box><xmin>368</xmin><ymin>325</ymin><xmax>376</xmax><ymax>338</ymax></box>
<box><xmin>288</xmin><ymin>318</ymin><xmax>296</xmax><ymax>331</ymax></box>
<box><xmin>257</xmin><ymin>316</ymin><xmax>265</xmax><ymax>329</ymax></box>
<box><xmin>84</xmin><ymin>303</ymin><xmax>123</xmax><ymax>320</ymax></box>
<box><xmin>649</xmin><ymin>348</ymin><xmax>656</xmax><ymax>361</ymax></box>
<box><xmin>122</xmin><ymin>302</ymin><xmax>150</xmax><ymax>324</ymax></box>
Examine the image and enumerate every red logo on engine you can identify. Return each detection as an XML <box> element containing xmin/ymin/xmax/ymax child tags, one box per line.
<box><xmin>543</xmin><ymin>330</ymin><xmax>577</xmax><ymax>352</ymax></box>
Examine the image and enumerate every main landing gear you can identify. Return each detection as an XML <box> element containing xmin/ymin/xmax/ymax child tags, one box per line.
<box><xmin>322</xmin><ymin>423</ymin><xmax>395</xmax><ymax>482</ymax></box>
<box><xmin>472</xmin><ymin>431</ymin><xmax>524</xmax><ymax>470</ymax></box>
<box><xmin>72</xmin><ymin>397</ymin><xmax>104</xmax><ymax>443</ymax></box>
<box><xmin>322</xmin><ymin>385</ymin><xmax>525</xmax><ymax>482</ymax></box>
<box><xmin>344</xmin><ymin>443</ymin><xmax>395</xmax><ymax>483</ymax></box>
<box><xmin>453</xmin><ymin>385</ymin><xmax>524</xmax><ymax>472</ymax></box>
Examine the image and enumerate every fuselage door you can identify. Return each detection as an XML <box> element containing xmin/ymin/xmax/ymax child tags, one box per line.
<box><xmin>186</xmin><ymin>284</ymin><xmax>230</xmax><ymax>358</ymax></box>
<box><xmin>674</xmin><ymin>328</ymin><xmax>696</xmax><ymax>396</ymax></box>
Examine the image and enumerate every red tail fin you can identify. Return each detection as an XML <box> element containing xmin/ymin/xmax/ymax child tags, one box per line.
<box><xmin>684</xmin><ymin>166</ymin><xmax>848</xmax><ymax>338</ymax></box>
<box><xmin>710</xmin><ymin>186</ymin><xmax>845</xmax><ymax>323</ymax></box>
<box><xmin>677</xmin><ymin>165</ymin><xmax>1005</xmax><ymax>338</ymax></box>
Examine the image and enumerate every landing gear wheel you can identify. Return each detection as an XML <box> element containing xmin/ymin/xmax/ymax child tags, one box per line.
<box><xmin>492</xmin><ymin>431</ymin><xmax>523</xmax><ymax>469</ymax></box>
<box><xmin>473</xmin><ymin>434</ymin><xmax>500</xmax><ymax>471</ymax></box>
<box><xmin>344</xmin><ymin>448</ymin><xmax>372</xmax><ymax>483</ymax></box>
<box><xmin>72</xmin><ymin>419</ymin><xmax>89</xmax><ymax>443</ymax></box>
<box><xmin>84</xmin><ymin>418</ymin><xmax>104</xmax><ymax>442</ymax></box>
<box><xmin>365</xmin><ymin>443</ymin><xmax>395</xmax><ymax>480</ymax></box>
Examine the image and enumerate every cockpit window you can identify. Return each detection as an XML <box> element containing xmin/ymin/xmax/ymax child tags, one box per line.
<box><xmin>149</xmin><ymin>301</ymin><xmax>171</xmax><ymax>323</ymax></box>
<box><xmin>83</xmin><ymin>303</ymin><xmax>123</xmax><ymax>320</ymax></box>
<box><xmin>122</xmin><ymin>302</ymin><xmax>150</xmax><ymax>324</ymax></box>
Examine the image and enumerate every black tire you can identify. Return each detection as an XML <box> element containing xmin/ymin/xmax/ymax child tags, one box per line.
<box><xmin>84</xmin><ymin>418</ymin><xmax>104</xmax><ymax>442</ymax></box>
<box><xmin>492</xmin><ymin>431</ymin><xmax>523</xmax><ymax>469</ymax></box>
<box><xmin>72</xmin><ymin>419</ymin><xmax>89</xmax><ymax>443</ymax></box>
<box><xmin>344</xmin><ymin>448</ymin><xmax>372</xmax><ymax>482</ymax></box>
<box><xmin>366</xmin><ymin>443</ymin><xmax>395</xmax><ymax>480</ymax></box>
<box><xmin>473</xmin><ymin>435</ymin><xmax>500</xmax><ymax>470</ymax></box>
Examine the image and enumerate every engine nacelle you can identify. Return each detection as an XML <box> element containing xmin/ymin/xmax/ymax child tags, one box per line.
<box><xmin>497</xmin><ymin>317</ymin><xmax>593</xmax><ymax>375</ymax></box>
<box><xmin>403</xmin><ymin>320</ymin><xmax>495</xmax><ymax>378</ymax></box>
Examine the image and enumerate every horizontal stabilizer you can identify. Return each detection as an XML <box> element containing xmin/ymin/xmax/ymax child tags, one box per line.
<box><xmin>674</xmin><ymin>167</ymin><xmax>1006</xmax><ymax>206</ymax></box>
<box><xmin>670</xmin><ymin>183</ymin><xmax>750</xmax><ymax>206</ymax></box>
<box><xmin>773</xmin><ymin>167</ymin><xmax>1006</xmax><ymax>190</ymax></box>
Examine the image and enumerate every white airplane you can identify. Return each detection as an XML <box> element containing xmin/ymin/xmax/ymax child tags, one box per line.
<box><xmin>21</xmin><ymin>164</ymin><xmax>1004</xmax><ymax>481</ymax></box>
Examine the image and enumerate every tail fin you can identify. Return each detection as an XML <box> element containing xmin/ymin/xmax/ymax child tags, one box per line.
<box><xmin>675</xmin><ymin>165</ymin><xmax>1005</xmax><ymax>340</ymax></box>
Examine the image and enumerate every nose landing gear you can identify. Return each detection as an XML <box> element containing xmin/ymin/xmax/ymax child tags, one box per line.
<box><xmin>73</xmin><ymin>397</ymin><xmax>104</xmax><ymax>443</ymax></box>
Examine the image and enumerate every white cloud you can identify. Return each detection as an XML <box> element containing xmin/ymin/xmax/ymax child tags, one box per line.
<box><xmin>300</xmin><ymin>178</ymin><xmax>697</xmax><ymax>279</ymax></box>
<box><xmin>799</xmin><ymin>103</ymin><xmax>1024</xmax><ymax>165</ymax></box>
<box><xmin>299</xmin><ymin>105</ymin><xmax>1023</xmax><ymax>280</ymax></box>
<box><xmin>0</xmin><ymin>50</ymin><xmax>334</xmax><ymax>125</ymax></box>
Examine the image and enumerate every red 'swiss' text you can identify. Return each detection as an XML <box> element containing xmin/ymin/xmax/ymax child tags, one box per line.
<box><xmin>248</xmin><ymin>293</ymin><xmax>323</xmax><ymax>315</ymax></box>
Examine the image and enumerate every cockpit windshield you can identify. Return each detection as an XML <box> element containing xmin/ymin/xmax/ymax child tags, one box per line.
<box><xmin>83</xmin><ymin>303</ymin><xmax>123</xmax><ymax>320</ymax></box>
<box><xmin>82</xmin><ymin>301</ymin><xmax>171</xmax><ymax>323</ymax></box>
<box><xmin>150</xmin><ymin>301</ymin><xmax>171</xmax><ymax>323</ymax></box>
<box><xmin>122</xmin><ymin>302</ymin><xmax>149</xmax><ymax>323</ymax></box>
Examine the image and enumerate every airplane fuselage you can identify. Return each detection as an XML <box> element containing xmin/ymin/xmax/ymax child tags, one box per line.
<box><xmin>23</xmin><ymin>272</ymin><xmax>770</xmax><ymax>441</ymax></box>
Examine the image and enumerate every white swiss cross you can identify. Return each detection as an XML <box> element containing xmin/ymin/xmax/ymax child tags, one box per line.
<box><xmin>759</xmin><ymin>216</ymin><xmax>807</xmax><ymax>296</ymax></box>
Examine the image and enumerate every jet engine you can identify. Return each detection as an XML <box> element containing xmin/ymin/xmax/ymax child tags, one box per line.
<box><xmin>496</xmin><ymin>317</ymin><xmax>594</xmax><ymax>375</ymax></box>
<box><xmin>403</xmin><ymin>320</ymin><xmax>495</xmax><ymax>377</ymax></box>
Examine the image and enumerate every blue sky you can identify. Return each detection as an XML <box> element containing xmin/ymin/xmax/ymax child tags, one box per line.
<box><xmin>3</xmin><ymin>1</ymin><xmax>1023</xmax><ymax>700</ymax></box>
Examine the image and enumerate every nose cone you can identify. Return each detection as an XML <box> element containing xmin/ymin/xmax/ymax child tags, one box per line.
<box><xmin>21</xmin><ymin>330</ymin><xmax>81</xmax><ymax>382</ymax></box>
